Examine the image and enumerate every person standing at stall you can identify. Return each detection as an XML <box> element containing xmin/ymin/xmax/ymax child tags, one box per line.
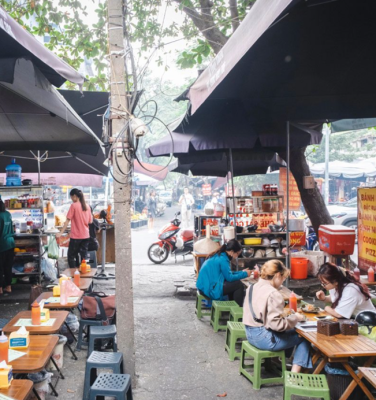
<box><xmin>56</xmin><ymin>189</ymin><xmax>92</xmax><ymax>268</ymax></box>
<box><xmin>179</xmin><ymin>187</ymin><xmax>194</xmax><ymax>228</ymax></box>
<box><xmin>0</xmin><ymin>196</ymin><xmax>15</xmax><ymax>296</ymax></box>
<box><xmin>147</xmin><ymin>190</ymin><xmax>157</xmax><ymax>232</ymax></box>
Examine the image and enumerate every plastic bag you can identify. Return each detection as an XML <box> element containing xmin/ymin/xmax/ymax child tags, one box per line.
<box><xmin>65</xmin><ymin>278</ymin><xmax>82</xmax><ymax>297</ymax></box>
<box><xmin>41</xmin><ymin>258</ymin><xmax>57</xmax><ymax>281</ymax></box>
<box><xmin>47</xmin><ymin>236</ymin><xmax>59</xmax><ymax>260</ymax></box>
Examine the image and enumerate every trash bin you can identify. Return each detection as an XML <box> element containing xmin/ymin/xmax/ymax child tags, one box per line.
<box><xmin>28</xmin><ymin>370</ymin><xmax>52</xmax><ymax>400</ymax></box>
<box><xmin>325</xmin><ymin>363</ymin><xmax>362</xmax><ymax>400</ymax></box>
<box><xmin>59</xmin><ymin>312</ymin><xmax>79</xmax><ymax>344</ymax></box>
<box><xmin>47</xmin><ymin>334</ymin><xmax>67</xmax><ymax>370</ymax></box>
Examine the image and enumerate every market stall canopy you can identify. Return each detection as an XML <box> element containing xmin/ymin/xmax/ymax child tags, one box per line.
<box><xmin>184</xmin><ymin>0</ymin><xmax>376</xmax><ymax>123</ymax></box>
<box><xmin>0</xmin><ymin>58</ymin><xmax>102</xmax><ymax>155</ymax></box>
<box><xmin>310</xmin><ymin>159</ymin><xmax>376</xmax><ymax>179</ymax></box>
<box><xmin>169</xmin><ymin>151</ymin><xmax>284</xmax><ymax>178</ymax></box>
<box><xmin>0</xmin><ymin>6</ymin><xmax>84</xmax><ymax>88</ymax></box>
<box><xmin>134</xmin><ymin>160</ymin><xmax>168</xmax><ymax>181</ymax></box>
<box><xmin>133</xmin><ymin>173</ymin><xmax>160</xmax><ymax>187</ymax></box>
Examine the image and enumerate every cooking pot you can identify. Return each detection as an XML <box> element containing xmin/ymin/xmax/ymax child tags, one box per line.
<box><xmin>288</xmin><ymin>219</ymin><xmax>305</xmax><ymax>232</ymax></box>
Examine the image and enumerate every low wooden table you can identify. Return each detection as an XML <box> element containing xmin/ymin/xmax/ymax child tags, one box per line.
<box><xmin>358</xmin><ymin>367</ymin><xmax>376</xmax><ymax>390</ymax></box>
<box><xmin>49</xmin><ymin>278</ymin><xmax>93</xmax><ymax>292</ymax></box>
<box><xmin>242</xmin><ymin>277</ymin><xmax>303</xmax><ymax>302</ymax></box>
<box><xmin>360</xmin><ymin>276</ymin><xmax>376</xmax><ymax>286</ymax></box>
<box><xmin>10</xmin><ymin>335</ymin><xmax>59</xmax><ymax>374</ymax></box>
<box><xmin>61</xmin><ymin>268</ymin><xmax>97</xmax><ymax>278</ymax></box>
<box><xmin>0</xmin><ymin>379</ymin><xmax>33</xmax><ymax>400</ymax></box>
<box><xmin>296</xmin><ymin>329</ymin><xmax>376</xmax><ymax>400</ymax></box>
<box><xmin>35</xmin><ymin>291</ymin><xmax>83</xmax><ymax>310</ymax></box>
<box><xmin>2</xmin><ymin>311</ymin><xmax>68</xmax><ymax>335</ymax></box>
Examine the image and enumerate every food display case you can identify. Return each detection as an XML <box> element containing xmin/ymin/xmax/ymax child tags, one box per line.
<box><xmin>1</xmin><ymin>186</ymin><xmax>45</xmax><ymax>283</ymax></box>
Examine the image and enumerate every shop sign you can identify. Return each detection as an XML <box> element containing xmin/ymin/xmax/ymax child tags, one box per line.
<box><xmin>201</xmin><ymin>217</ymin><xmax>220</xmax><ymax>236</ymax></box>
<box><xmin>358</xmin><ymin>187</ymin><xmax>376</xmax><ymax>270</ymax></box>
<box><xmin>290</xmin><ymin>231</ymin><xmax>306</xmax><ymax>247</ymax></box>
<box><xmin>228</xmin><ymin>213</ymin><xmax>278</xmax><ymax>228</ymax></box>
<box><xmin>202</xmin><ymin>184</ymin><xmax>212</xmax><ymax>196</ymax></box>
<box><xmin>279</xmin><ymin>167</ymin><xmax>301</xmax><ymax>211</ymax></box>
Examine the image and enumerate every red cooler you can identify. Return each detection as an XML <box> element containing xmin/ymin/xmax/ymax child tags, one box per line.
<box><xmin>318</xmin><ymin>225</ymin><xmax>356</xmax><ymax>255</ymax></box>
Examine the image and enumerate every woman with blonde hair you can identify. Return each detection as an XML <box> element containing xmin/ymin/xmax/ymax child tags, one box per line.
<box><xmin>243</xmin><ymin>260</ymin><xmax>312</xmax><ymax>373</ymax></box>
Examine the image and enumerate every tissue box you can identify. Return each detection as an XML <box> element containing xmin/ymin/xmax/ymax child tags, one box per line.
<box><xmin>53</xmin><ymin>285</ymin><xmax>60</xmax><ymax>297</ymax></box>
<box><xmin>40</xmin><ymin>309</ymin><xmax>50</xmax><ymax>323</ymax></box>
<box><xmin>0</xmin><ymin>365</ymin><xmax>13</xmax><ymax>389</ymax></box>
<box><xmin>9</xmin><ymin>330</ymin><xmax>30</xmax><ymax>349</ymax></box>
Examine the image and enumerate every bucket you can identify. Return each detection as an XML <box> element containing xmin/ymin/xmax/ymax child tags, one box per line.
<box><xmin>223</xmin><ymin>226</ymin><xmax>235</xmax><ymax>241</ymax></box>
<box><xmin>291</xmin><ymin>258</ymin><xmax>308</xmax><ymax>280</ymax></box>
<box><xmin>47</xmin><ymin>334</ymin><xmax>67</xmax><ymax>370</ymax></box>
<box><xmin>28</xmin><ymin>370</ymin><xmax>52</xmax><ymax>400</ymax></box>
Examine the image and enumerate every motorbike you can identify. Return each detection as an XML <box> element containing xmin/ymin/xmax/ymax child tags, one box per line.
<box><xmin>155</xmin><ymin>200</ymin><xmax>166</xmax><ymax>217</ymax></box>
<box><xmin>147</xmin><ymin>212</ymin><xmax>194</xmax><ymax>264</ymax></box>
<box><xmin>305</xmin><ymin>219</ymin><xmax>319</xmax><ymax>251</ymax></box>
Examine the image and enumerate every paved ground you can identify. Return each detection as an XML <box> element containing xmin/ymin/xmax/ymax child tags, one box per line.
<box><xmin>0</xmin><ymin>206</ymin><xmax>287</xmax><ymax>399</ymax></box>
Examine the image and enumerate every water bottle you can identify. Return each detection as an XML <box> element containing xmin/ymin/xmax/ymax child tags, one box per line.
<box><xmin>6</xmin><ymin>159</ymin><xmax>22</xmax><ymax>186</ymax></box>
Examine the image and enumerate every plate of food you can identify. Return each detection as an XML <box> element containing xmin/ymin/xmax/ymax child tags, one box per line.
<box><xmin>314</xmin><ymin>315</ymin><xmax>334</xmax><ymax>321</ymax></box>
<box><xmin>301</xmin><ymin>304</ymin><xmax>321</xmax><ymax>313</ymax></box>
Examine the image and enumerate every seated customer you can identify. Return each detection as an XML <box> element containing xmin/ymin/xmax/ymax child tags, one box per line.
<box><xmin>316</xmin><ymin>262</ymin><xmax>374</xmax><ymax>319</ymax></box>
<box><xmin>243</xmin><ymin>260</ymin><xmax>311</xmax><ymax>373</ymax></box>
<box><xmin>196</xmin><ymin>239</ymin><xmax>251</xmax><ymax>306</ymax></box>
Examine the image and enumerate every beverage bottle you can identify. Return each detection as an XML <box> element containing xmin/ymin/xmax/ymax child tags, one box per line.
<box><xmin>80</xmin><ymin>260</ymin><xmax>88</xmax><ymax>274</ymax></box>
<box><xmin>60</xmin><ymin>280</ymin><xmax>68</xmax><ymax>306</ymax></box>
<box><xmin>74</xmin><ymin>269</ymin><xmax>80</xmax><ymax>287</ymax></box>
<box><xmin>0</xmin><ymin>332</ymin><xmax>8</xmax><ymax>363</ymax></box>
<box><xmin>289</xmin><ymin>291</ymin><xmax>297</xmax><ymax>312</ymax></box>
<box><xmin>353</xmin><ymin>266</ymin><xmax>360</xmax><ymax>280</ymax></box>
<box><xmin>253</xmin><ymin>265</ymin><xmax>260</xmax><ymax>279</ymax></box>
<box><xmin>368</xmin><ymin>266</ymin><xmax>375</xmax><ymax>283</ymax></box>
<box><xmin>31</xmin><ymin>301</ymin><xmax>41</xmax><ymax>325</ymax></box>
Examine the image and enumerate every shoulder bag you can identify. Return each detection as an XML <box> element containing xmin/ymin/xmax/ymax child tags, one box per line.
<box><xmin>80</xmin><ymin>292</ymin><xmax>116</xmax><ymax>326</ymax></box>
<box><xmin>248</xmin><ymin>284</ymin><xmax>263</xmax><ymax>324</ymax></box>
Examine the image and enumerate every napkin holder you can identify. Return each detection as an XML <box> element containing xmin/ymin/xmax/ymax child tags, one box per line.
<box><xmin>317</xmin><ymin>320</ymin><xmax>340</xmax><ymax>336</ymax></box>
<box><xmin>40</xmin><ymin>301</ymin><xmax>50</xmax><ymax>323</ymax></box>
<box><xmin>340</xmin><ymin>320</ymin><xmax>359</xmax><ymax>336</ymax></box>
<box><xmin>0</xmin><ymin>361</ymin><xmax>12</xmax><ymax>389</ymax></box>
<box><xmin>53</xmin><ymin>285</ymin><xmax>60</xmax><ymax>297</ymax></box>
<box><xmin>9</xmin><ymin>326</ymin><xmax>30</xmax><ymax>349</ymax></box>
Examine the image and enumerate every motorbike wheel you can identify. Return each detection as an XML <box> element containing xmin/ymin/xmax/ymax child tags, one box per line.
<box><xmin>148</xmin><ymin>243</ymin><xmax>170</xmax><ymax>264</ymax></box>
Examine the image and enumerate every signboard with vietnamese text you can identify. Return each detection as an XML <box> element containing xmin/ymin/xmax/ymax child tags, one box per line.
<box><xmin>202</xmin><ymin>184</ymin><xmax>212</xmax><ymax>196</ymax></box>
<box><xmin>279</xmin><ymin>167</ymin><xmax>301</xmax><ymax>211</ymax></box>
<box><xmin>290</xmin><ymin>231</ymin><xmax>306</xmax><ymax>247</ymax></box>
<box><xmin>358</xmin><ymin>188</ymin><xmax>376</xmax><ymax>271</ymax></box>
<box><xmin>228</xmin><ymin>213</ymin><xmax>278</xmax><ymax>229</ymax></box>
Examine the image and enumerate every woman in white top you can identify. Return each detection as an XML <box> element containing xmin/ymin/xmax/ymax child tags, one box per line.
<box><xmin>179</xmin><ymin>188</ymin><xmax>194</xmax><ymax>228</ymax></box>
<box><xmin>316</xmin><ymin>262</ymin><xmax>374</xmax><ymax>319</ymax></box>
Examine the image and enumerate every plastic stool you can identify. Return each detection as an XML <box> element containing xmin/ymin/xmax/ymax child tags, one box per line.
<box><xmin>76</xmin><ymin>319</ymin><xmax>103</xmax><ymax>350</ymax></box>
<box><xmin>229</xmin><ymin>306</ymin><xmax>243</xmax><ymax>322</ymax></box>
<box><xmin>210</xmin><ymin>300</ymin><xmax>238</xmax><ymax>332</ymax></box>
<box><xmin>89</xmin><ymin>373</ymin><xmax>133</xmax><ymax>400</ymax></box>
<box><xmin>284</xmin><ymin>372</ymin><xmax>330</xmax><ymax>400</ymax></box>
<box><xmin>88</xmin><ymin>325</ymin><xmax>117</xmax><ymax>356</ymax></box>
<box><xmin>239</xmin><ymin>341</ymin><xmax>286</xmax><ymax>389</ymax></box>
<box><xmin>83</xmin><ymin>351</ymin><xmax>124</xmax><ymax>400</ymax></box>
<box><xmin>87</xmin><ymin>251</ymin><xmax>97</xmax><ymax>269</ymax></box>
<box><xmin>225</xmin><ymin>321</ymin><xmax>246</xmax><ymax>361</ymax></box>
<box><xmin>195</xmin><ymin>291</ymin><xmax>212</xmax><ymax>319</ymax></box>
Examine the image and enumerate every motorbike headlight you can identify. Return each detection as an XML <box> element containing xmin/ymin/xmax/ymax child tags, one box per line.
<box><xmin>160</xmin><ymin>231</ymin><xmax>172</xmax><ymax>240</ymax></box>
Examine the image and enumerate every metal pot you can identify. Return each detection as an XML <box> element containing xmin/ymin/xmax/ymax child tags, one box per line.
<box><xmin>288</xmin><ymin>219</ymin><xmax>305</xmax><ymax>232</ymax></box>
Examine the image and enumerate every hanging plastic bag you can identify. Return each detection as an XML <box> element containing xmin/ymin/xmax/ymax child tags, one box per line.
<box><xmin>41</xmin><ymin>258</ymin><xmax>57</xmax><ymax>281</ymax></box>
<box><xmin>47</xmin><ymin>236</ymin><xmax>59</xmax><ymax>260</ymax></box>
<box><xmin>65</xmin><ymin>279</ymin><xmax>82</xmax><ymax>297</ymax></box>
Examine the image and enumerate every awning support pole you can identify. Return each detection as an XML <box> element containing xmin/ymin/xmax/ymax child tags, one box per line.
<box><xmin>286</xmin><ymin>121</ymin><xmax>290</xmax><ymax>288</ymax></box>
<box><xmin>228</xmin><ymin>148</ymin><xmax>238</xmax><ymax>271</ymax></box>
<box><xmin>37</xmin><ymin>150</ymin><xmax>41</xmax><ymax>185</ymax></box>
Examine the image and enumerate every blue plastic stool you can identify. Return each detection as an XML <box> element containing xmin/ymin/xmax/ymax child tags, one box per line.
<box><xmin>89</xmin><ymin>373</ymin><xmax>133</xmax><ymax>400</ymax></box>
<box><xmin>88</xmin><ymin>325</ymin><xmax>117</xmax><ymax>356</ymax></box>
<box><xmin>83</xmin><ymin>351</ymin><xmax>124</xmax><ymax>400</ymax></box>
<box><xmin>76</xmin><ymin>319</ymin><xmax>103</xmax><ymax>351</ymax></box>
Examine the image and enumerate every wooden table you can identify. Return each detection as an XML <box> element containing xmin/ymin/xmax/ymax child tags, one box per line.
<box><xmin>296</xmin><ymin>329</ymin><xmax>376</xmax><ymax>400</ymax></box>
<box><xmin>2</xmin><ymin>311</ymin><xmax>68</xmax><ymax>335</ymax></box>
<box><xmin>358</xmin><ymin>367</ymin><xmax>376</xmax><ymax>390</ymax></box>
<box><xmin>35</xmin><ymin>291</ymin><xmax>83</xmax><ymax>309</ymax></box>
<box><xmin>49</xmin><ymin>278</ymin><xmax>93</xmax><ymax>292</ymax></box>
<box><xmin>61</xmin><ymin>268</ymin><xmax>97</xmax><ymax>278</ymax></box>
<box><xmin>360</xmin><ymin>276</ymin><xmax>376</xmax><ymax>286</ymax></box>
<box><xmin>242</xmin><ymin>277</ymin><xmax>303</xmax><ymax>301</ymax></box>
<box><xmin>0</xmin><ymin>379</ymin><xmax>33</xmax><ymax>400</ymax></box>
<box><xmin>9</xmin><ymin>335</ymin><xmax>59</xmax><ymax>374</ymax></box>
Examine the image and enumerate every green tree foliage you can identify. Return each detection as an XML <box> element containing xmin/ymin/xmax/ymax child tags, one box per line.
<box><xmin>1</xmin><ymin>0</ymin><xmax>108</xmax><ymax>90</ymax></box>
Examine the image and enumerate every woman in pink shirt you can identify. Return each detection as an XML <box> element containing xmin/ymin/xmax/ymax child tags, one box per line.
<box><xmin>57</xmin><ymin>188</ymin><xmax>92</xmax><ymax>268</ymax></box>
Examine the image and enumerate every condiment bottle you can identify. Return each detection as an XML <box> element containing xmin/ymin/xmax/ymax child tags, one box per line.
<box><xmin>0</xmin><ymin>332</ymin><xmax>8</xmax><ymax>363</ymax></box>
<box><xmin>80</xmin><ymin>260</ymin><xmax>88</xmax><ymax>274</ymax></box>
<box><xmin>74</xmin><ymin>269</ymin><xmax>80</xmax><ymax>287</ymax></box>
<box><xmin>368</xmin><ymin>266</ymin><xmax>375</xmax><ymax>283</ymax></box>
<box><xmin>253</xmin><ymin>265</ymin><xmax>259</xmax><ymax>279</ymax></box>
<box><xmin>289</xmin><ymin>291</ymin><xmax>297</xmax><ymax>312</ymax></box>
<box><xmin>353</xmin><ymin>266</ymin><xmax>360</xmax><ymax>280</ymax></box>
<box><xmin>60</xmin><ymin>280</ymin><xmax>68</xmax><ymax>306</ymax></box>
<box><xmin>31</xmin><ymin>301</ymin><xmax>41</xmax><ymax>325</ymax></box>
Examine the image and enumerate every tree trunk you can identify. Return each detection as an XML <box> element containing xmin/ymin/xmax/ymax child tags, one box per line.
<box><xmin>279</xmin><ymin>148</ymin><xmax>333</xmax><ymax>234</ymax></box>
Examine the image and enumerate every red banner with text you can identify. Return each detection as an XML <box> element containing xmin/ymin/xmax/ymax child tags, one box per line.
<box><xmin>279</xmin><ymin>167</ymin><xmax>301</xmax><ymax>211</ymax></box>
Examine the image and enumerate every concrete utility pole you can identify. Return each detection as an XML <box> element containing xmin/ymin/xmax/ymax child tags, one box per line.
<box><xmin>108</xmin><ymin>0</ymin><xmax>135</xmax><ymax>379</ymax></box>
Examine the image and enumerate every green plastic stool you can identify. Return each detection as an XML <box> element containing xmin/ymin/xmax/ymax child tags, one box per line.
<box><xmin>225</xmin><ymin>321</ymin><xmax>246</xmax><ymax>361</ymax></box>
<box><xmin>284</xmin><ymin>372</ymin><xmax>330</xmax><ymax>400</ymax></box>
<box><xmin>210</xmin><ymin>300</ymin><xmax>238</xmax><ymax>332</ymax></box>
<box><xmin>239</xmin><ymin>341</ymin><xmax>286</xmax><ymax>389</ymax></box>
<box><xmin>229</xmin><ymin>306</ymin><xmax>243</xmax><ymax>322</ymax></box>
<box><xmin>195</xmin><ymin>291</ymin><xmax>212</xmax><ymax>319</ymax></box>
